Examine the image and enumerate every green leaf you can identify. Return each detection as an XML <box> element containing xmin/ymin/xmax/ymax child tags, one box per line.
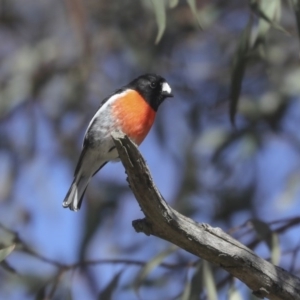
<box><xmin>181</xmin><ymin>260</ymin><xmax>203</xmax><ymax>300</ymax></box>
<box><xmin>151</xmin><ymin>0</ymin><xmax>166</xmax><ymax>44</ymax></box>
<box><xmin>181</xmin><ymin>274</ymin><xmax>192</xmax><ymax>300</ymax></box>
<box><xmin>229</xmin><ymin>18</ymin><xmax>253</xmax><ymax>125</ymax></box>
<box><xmin>250</xmin><ymin>219</ymin><xmax>281</xmax><ymax>265</ymax></box>
<box><xmin>189</xmin><ymin>260</ymin><xmax>203</xmax><ymax>299</ymax></box>
<box><xmin>292</xmin><ymin>0</ymin><xmax>300</xmax><ymax>44</ymax></box>
<box><xmin>270</xmin><ymin>232</ymin><xmax>280</xmax><ymax>265</ymax></box>
<box><xmin>0</xmin><ymin>244</ymin><xmax>15</xmax><ymax>262</ymax></box>
<box><xmin>277</xmin><ymin>172</ymin><xmax>300</xmax><ymax>207</ymax></box>
<box><xmin>186</xmin><ymin>0</ymin><xmax>203</xmax><ymax>29</ymax></box>
<box><xmin>250</xmin><ymin>0</ymin><xmax>287</xmax><ymax>36</ymax></box>
<box><xmin>202</xmin><ymin>261</ymin><xmax>217</xmax><ymax>300</ymax></box>
<box><xmin>228</xmin><ymin>281</ymin><xmax>243</xmax><ymax>300</ymax></box>
<box><xmin>98</xmin><ymin>270</ymin><xmax>123</xmax><ymax>300</ymax></box>
<box><xmin>0</xmin><ymin>260</ymin><xmax>17</xmax><ymax>273</ymax></box>
<box><xmin>133</xmin><ymin>246</ymin><xmax>176</xmax><ymax>296</ymax></box>
<box><xmin>169</xmin><ymin>0</ymin><xmax>179</xmax><ymax>9</ymax></box>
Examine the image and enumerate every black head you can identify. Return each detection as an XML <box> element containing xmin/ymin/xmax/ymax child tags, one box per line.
<box><xmin>126</xmin><ymin>73</ymin><xmax>173</xmax><ymax>111</ymax></box>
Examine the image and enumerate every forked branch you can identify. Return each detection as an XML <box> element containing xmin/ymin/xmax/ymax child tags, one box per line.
<box><xmin>112</xmin><ymin>131</ymin><xmax>300</xmax><ymax>300</ymax></box>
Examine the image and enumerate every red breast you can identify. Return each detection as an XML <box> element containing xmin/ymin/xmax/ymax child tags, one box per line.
<box><xmin>112</xmin><ymin>90</ymin><xmax>156</xmax><ymax>145</ymax></box>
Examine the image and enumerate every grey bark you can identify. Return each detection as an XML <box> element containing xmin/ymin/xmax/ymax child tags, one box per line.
<box><xmin>112</xmin><ymin>131</ymin><xmax>300</xmax><ymax>300</ymax></box>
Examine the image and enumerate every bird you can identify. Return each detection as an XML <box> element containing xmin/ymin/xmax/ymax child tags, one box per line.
<box><xmin>62</xmin><ymin>73</ymin><xmax>173</xmax><ymax>211</ymax></box>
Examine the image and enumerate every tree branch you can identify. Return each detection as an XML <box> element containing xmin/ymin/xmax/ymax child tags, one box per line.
<box><xmin>112</xmin><ymin>131</ymin><xmax>300</xmax><ymax>300</ymax></box>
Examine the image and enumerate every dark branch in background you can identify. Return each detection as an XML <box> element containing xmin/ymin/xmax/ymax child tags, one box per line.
<box><xmin>0</xmin><ymin>222</ymin><xmax>184</xmax><ymax>270</ymax></box>
<box><xmin>112</xmin><ymin>131</ymin><xmax>300</xmax><ymax>300</ymax></box>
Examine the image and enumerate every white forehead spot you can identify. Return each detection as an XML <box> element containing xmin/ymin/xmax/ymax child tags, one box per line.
<box><xmin>162</xmin><ymin>82</ymin><xmax>171</xmax><ymax>94</ymax></box>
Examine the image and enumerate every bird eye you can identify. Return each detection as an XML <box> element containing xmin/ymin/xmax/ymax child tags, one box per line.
<box><xmin>150</xmin><ymin>81</ymin><xmax>157</xmax><ymax>89</ymax></box>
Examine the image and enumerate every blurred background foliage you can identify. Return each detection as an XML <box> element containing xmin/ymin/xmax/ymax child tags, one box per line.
<box><xmin>0</xmin><ymin>0</ymin><xmax>300</xmax><ymax>299</ymax></box>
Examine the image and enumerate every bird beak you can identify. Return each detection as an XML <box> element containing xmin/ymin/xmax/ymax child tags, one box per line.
<box><xmin>162</xmin><ymin>82</ymin><xmax>173</xmax><ymax>98</ymax></box>
<box><xmin>164</xmin><ymin>92</ymin><xmax>173</xmax><ymax>98</ymax></box>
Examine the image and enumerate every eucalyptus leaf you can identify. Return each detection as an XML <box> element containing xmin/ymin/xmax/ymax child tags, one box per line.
<box><xmin>202</xmin><ymin>261</ymin><xmax>217</xmax><ymax>300</ymax></box>
<box><xmin>292</xmin><ymin>0</ymin><xmax>300</xmax><ymax>43</ymax></box>
<box><xmin>98</xmin><ymin>270</ymin><xmax>123</xmax><ymax>300</ymax></box>
<box><xmin>270</xmin><ymin>232</ymin><xmax>280</xmax><ymax>265</ymax></box>
<box><xmin>169</xmin><ymin>0</ymin><xmax>179</xmax><ymax>9</ymax></box>
<box><xmin>0</xmin><ymin>260</ymin><xmax>17</xmax><ymax>273</ymax></box>
<box><xmin>181</xmin><ymin>260</ymin><xmax>203</xmax><ymax>300</ymax></box>
<box><xmin>133</xmin><ymin>246</ymin><xmax>176</xmax><ymax>296</ymax></box>
<box><xmin>250</xmin><ymin>219</ymin><xmax>281</xmax><ymax>265</ymax></box>
<box><xmin>181</xmin><ymin>272</ymin><xmax>191</xmax><ymax>300</ymax></box>
<box><xmin>151</xmin><ymin>0</ymin><xmax>166</xmax><ymax>44</ymax></box>
<box><xmin>250</xmin><ymin>0</ymin><xmax>287</xmax><ymax>36</ymax></box>
<box><xmin>228</xmin><ymin>281</ymin><xmax>243</xmax><ymax>300</ymax></box>
<box><xmin>0</xmin><ymin>244</ymin><xmax>15</xmax><ymax>262</ymax></box>
<box><xmin>229</xmin><ymin>18</ymin><xmax>253</xmax><ymax>125</ymax></box>
<box><xmin>189</xmin><ymin>260</ymin><xmax>203</xmax><ymax>300</ymax></box>
<box><xmin>186</xmin><ymin>0</ymin><xmax>203</xmax><ymax>29</ymax></box>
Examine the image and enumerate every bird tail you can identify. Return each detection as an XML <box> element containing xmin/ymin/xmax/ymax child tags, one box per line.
<box><xmin>62</xmin><ymin>175</ymin><xmax>90</xmax><ymax>211</ymax></box>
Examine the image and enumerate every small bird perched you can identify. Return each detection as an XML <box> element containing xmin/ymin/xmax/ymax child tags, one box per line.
<box><xmin>63</xmin><ymin>73</ymin><xmax>173</xmax><ymax>211</ymax></box>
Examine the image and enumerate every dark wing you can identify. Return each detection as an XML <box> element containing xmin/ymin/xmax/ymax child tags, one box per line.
<box><xmin>75</xmin><ymin>88</ymin><xmax>126</xmax><ymax>176</ymax></box>
<box><xmin>82</xmin><ymin>88</ymin><xmax>126</xmax><ymax>148</ymax></box>
<box><xmin>74</xmin><ymin>145</ymin><xmax>108</xmax><ymax>177</ymax></box>
<box><xmin>74</xmin><ymin>146</ymin><xmax>88</xmax><ymax>176</ymax></box>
